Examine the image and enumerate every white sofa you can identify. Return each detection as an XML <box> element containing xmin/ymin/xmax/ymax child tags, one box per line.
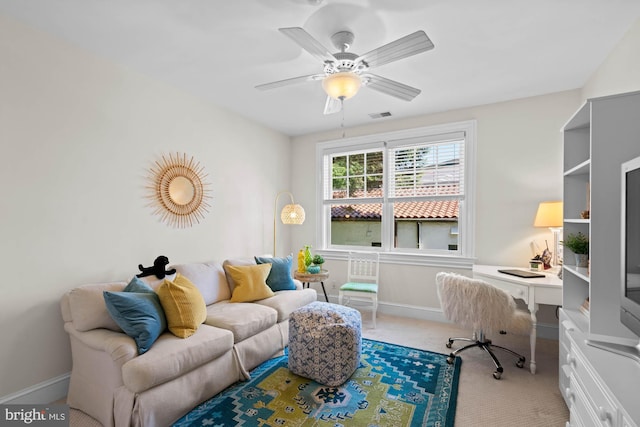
<box><xmin>60</xmin><ymin>258</ymin><xmax>317</xmax><ymax>427</ymax></box>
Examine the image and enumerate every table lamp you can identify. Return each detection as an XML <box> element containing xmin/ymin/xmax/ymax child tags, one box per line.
<box><xmin>534</xmin><ymin>201</ymin><xmax>563</xmax><ymax>267</ymax></box>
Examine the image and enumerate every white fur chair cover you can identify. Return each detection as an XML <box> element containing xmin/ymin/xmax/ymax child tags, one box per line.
<box><xmin>436</xmin><ymin>272</ymin><xmax>532</xmax><ymax>337</ymax></box>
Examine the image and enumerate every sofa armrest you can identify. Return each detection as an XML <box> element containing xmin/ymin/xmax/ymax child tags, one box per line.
<box><xmin>64</xmin><ymin>322</ymin><xmax>138</xmax><ymax>366</ymax></box>
<box><xmin>293</xmin><ymin>279</ymin><xmax>303</xmax><ymax>290</ymax></box>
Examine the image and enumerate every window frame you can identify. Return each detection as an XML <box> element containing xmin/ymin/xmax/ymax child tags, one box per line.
<box><xmin>315</xmin><ymin>120</ymin><xmax>477</xmax><ymax>268</ymax></box>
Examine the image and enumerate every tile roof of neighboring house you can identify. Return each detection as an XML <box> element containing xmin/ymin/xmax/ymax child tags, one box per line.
<box><xmin>331</xmin><ymin>186</ymin><xmax>460</xmax><ymax>220</ymax></box>
<box><xmin>332</xmin><ymin>200</ymin><xmax>459</xmax><ymax>220</ymax></box>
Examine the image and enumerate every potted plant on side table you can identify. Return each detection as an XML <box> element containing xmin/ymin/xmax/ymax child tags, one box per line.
<box><xmin>311</xmin><ymin>255</ymin><xmax>325</xmax><ymax>272</ymax></box>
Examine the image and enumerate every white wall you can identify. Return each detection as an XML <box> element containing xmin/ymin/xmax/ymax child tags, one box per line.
<box><xmin>582</xmin><ymin>18</ymin><xmax>640</xmax><ymax>100</ymax></box>
<box><xmin>0</xmin><ymin>15</ymin><xmax>292</xmax><ymax>399</ymax></box>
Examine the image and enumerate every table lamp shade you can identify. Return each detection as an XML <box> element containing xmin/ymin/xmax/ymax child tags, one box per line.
<box><xmin>534</xmin><ymin>201</ymin><xmax>563</xmax><ymax>227</ymax></box>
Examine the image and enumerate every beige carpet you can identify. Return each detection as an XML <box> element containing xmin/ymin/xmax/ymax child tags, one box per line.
<box><xmin>62</xmin><ymin>314</ymin><xmax>569</xmax><ymax>426</ymax></box>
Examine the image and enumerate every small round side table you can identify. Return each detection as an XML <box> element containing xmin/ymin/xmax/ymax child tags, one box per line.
<box><xmin>294</xmin><ymin>269</ymin><xmax>329</xmax><ymax>302</ymax></box>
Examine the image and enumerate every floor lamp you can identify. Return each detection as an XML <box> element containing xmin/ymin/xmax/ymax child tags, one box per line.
<box><xmin>273</xmin><ymin>191</ymin><xmax>305</xmax><ymax>257</ymax></box>
<box><xmin>534</xmin><ymin>201</ymin><xmax>563</xmax><ymax>267</ymax></box>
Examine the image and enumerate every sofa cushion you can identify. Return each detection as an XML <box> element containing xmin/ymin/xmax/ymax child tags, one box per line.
<box><xmin>138</xmin><ymin>273</ymin><xmax>177</xmax><ymax>291</ymax></box>
<box><xmin>254</xmin><ymin>255</ymin><xmax>297</xmax><ymax>291</ymax></box>
<box><xmin>103</xmin><ymin>277</ymin><xmax>167</xmax><ymax>354</ymax></box>
<box><xmin>121</xmin><ymin>325</ymin><xmax>234</xmax><ymax>393</ymax></box>
<box><xmin>254</xmin><ymin>288</ymin><xmax>318</xmax><ymax>322</ymax></box>
<box><xmin>68</xmin><ymin>281</ymin><xmax>127</xmax><ymax>332</ymax></box>
<box><xmin>224</xmin><ymin>264</ymin><xmax>275</xmax><ymax>303</ymax></box>
<box><xmin>173</xmin><ymin>261</ymin><xmax>231</xmax><ymax>305</ymax></box>
<box><xmin>157</xmin><ymin>274</ymin><xmax>207</xmax><ymax>338</ymax></box>
<box><xmin>204</xmin><ymin>301</ymin><xmax>278</xmax><ymax>343</ymax></box>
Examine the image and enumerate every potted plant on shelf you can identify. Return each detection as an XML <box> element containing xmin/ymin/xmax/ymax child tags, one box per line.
<box><xmin>561</xmin><ymin>232</ymin><xmax>589</xmax><ymax>268</ymax></box>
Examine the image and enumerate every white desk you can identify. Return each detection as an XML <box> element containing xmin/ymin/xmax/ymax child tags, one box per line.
<box><xmin>472</xmin><ymin>264</ymin><xmax>563</xmax><ymax>374</ymax></box>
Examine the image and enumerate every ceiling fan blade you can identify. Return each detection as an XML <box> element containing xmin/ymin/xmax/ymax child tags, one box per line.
<box><xmin>279</xmin><ymin>27</ymin><xmax>336</xmax><ymax>64</ymax></box>
<box><xmin>255</xmin><ymin>74</ymin><xmax>325</xmax><ymax>91</ymax></box>
<box><xmin>363</xmin><ymin>74</ymin><xmax>421</xmax><ymax>101</ymax></box>
<box><xmin>324</xmin><ymin>96</ymin><xmax>342</xmax><ymax>115</ymax></box>
<box><xmin>357</xmin><ymin>31</ymin><xmax>434</xmax><ymax>69</ymax></box>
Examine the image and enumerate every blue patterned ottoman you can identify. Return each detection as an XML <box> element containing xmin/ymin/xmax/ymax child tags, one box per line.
<box><xmin>288</xmin><ymin>301</ymin><xmax>362</xmax><ymax>386</ymax></box>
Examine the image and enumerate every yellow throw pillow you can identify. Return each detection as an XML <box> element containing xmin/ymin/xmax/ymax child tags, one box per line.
<box><xmin>157</xmin><ymin>273</ymin><xmax>207</xmax><ymax>338</ymax></box>
<box><xmin>224</xmin><ymin>263</ymin><xmax>275</xmax><ymax>303</ymax></box>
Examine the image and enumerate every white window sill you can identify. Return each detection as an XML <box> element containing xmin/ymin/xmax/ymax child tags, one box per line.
<box><xmin>314</xmin><ymin>249</ymin><xmax>475</xmax><ymax>269</ymax></box>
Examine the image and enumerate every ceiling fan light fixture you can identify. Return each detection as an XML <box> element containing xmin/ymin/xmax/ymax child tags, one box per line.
<box><xmin>322</xmin><ymin>72</ymin><xmax>362</xmax><ymax>100</ymax></box>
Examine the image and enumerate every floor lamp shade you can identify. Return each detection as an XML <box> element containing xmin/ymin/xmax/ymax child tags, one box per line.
<box><xmin>281</xmin><ymin>203</ymin><xmax>305</xmax><ymax>224</ymax></box>
<box><xmin>274</xmin><ymin>191</ymin><xmax>305</xmax><ymax>256</ymax></box>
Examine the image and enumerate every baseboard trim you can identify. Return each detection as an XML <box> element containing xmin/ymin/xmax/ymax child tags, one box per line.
<box><xmin>326</xmin><ymin>296</ymin><xmax>559</xmax><ymax>340</ymax></box>
<box><xmin>378</xmin><ymin>301</ymin><xmax>448</xmax><ymax>323</ymax></box>
<box><xmin>536</xmin><ymin>322</ymin><xmax>559</xmax><ymax>341</ymax></box>
<box><xmin>0</xmin><ymin>373</ymin><xmax>70</xmax><ymax>404</ymax></box>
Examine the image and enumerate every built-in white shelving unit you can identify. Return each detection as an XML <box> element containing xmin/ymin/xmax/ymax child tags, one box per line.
<box><xmin>559</xmin><ymin>91</ymin><xmax>640</xmax><ymax>427</ymax></box>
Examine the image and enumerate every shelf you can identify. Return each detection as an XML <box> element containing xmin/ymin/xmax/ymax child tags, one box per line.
<box><xmin>563</xmin><ymin>101</ymin><xmax>590</xmax><ymax>130</ymax></box>
<box><xmin>564</xmin><ymin>219</ymin><xmax>590</xmax><ymax>224</ymax></box>
<box><xmin>564</xmin><ymin>159</ymin><xmax>591</xmax><ymax>176</ymax></box>
<box><xmin>564</xmin><ymin>265</ymin><xmax>590</xmax><ymax>282</ymax></box>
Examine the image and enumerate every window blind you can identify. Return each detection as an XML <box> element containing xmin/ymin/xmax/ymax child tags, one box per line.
<box><xmin>389</xmin><ymin>138</ymin><xmax>465</xmax><ymax>199</ymax></box>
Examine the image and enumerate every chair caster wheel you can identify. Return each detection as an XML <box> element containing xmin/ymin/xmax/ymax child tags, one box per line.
<box><xmin>493</xmin><ymin>371</ymin><xmax>502</xmax><ymax>380</ymax></box>
<box><xmin>446</xmin><ymin>340</ymin><xmax>453</xmax><ymax>349</ymax></box>
<box><xmin>516</xmin><ymin>358</ymin><xmax>525</xmax><ymax>369</ymax></box>
<box><xmin>446</xmin><ymin>355</ymin><xmax>455</xmax><ymax>365</ymax></box>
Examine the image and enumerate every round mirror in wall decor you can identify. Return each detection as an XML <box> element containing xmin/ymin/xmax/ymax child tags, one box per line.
<box><xmin>146</xmin><ymin>152</ymin><xmax>211</xmax><ymax>228</ymax></box>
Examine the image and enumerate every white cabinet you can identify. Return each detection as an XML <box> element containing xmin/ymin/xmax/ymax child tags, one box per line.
<box><xmin>560</xmin><ymin>310</ymin><xmax>639</xmax><ymax>427</ymax></box>
<box><xmin>560</xmin><ymin>92</ymin><xmax>640</xmax><ymax>426</ymax></box>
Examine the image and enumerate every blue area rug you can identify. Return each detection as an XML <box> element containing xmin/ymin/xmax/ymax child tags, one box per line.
<box><xmin>173</xmin><ymin>338</ymin><xmax>461</xmax><ymax>427</ymax></box>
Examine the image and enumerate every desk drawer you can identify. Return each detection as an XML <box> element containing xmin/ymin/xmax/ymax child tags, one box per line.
<box><xmin>480</xmin><ymin>276</ymin><xmax>529</xmax><ymax>302</ymax></box>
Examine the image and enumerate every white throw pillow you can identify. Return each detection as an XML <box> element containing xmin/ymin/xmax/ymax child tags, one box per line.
<box><xmin>173</xmin><ymin>261</ymin><xmax>231</xmax><ymax>305</ymax></box>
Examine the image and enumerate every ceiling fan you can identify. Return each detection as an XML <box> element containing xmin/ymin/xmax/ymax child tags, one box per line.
<box><xmin>256</xmin><ymin>27</ymin><xmax>435</xmax><ymax>115</ymax></box>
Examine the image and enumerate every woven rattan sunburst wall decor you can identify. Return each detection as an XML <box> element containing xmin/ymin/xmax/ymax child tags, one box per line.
<box><xmin>146</xmin><ymin>152</ymin><xmax>211</xmax><ymax>228</ymax></box>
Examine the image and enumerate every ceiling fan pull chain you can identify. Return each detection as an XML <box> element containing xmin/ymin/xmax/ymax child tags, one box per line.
<box><xmin>341</xmin><ymin>99</ymin><xmax>346</xmax><ymax>138</ymax></box>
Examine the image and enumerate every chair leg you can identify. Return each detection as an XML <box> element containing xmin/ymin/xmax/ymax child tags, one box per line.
<box><xmin>445</xmin><ymin>335</ymin><xmax>525</xmax><ymax>379</ymax></box>
<box><xmin>372</xmin><ymin>296</ymin><xmax>377</xmax><ymax>329</ymax></box>
<box><xmin>480</xmin><ymin>344</ymin><xmax>504</xmax><ymax>379</ymax></box>
<box><xmin>489</xmin><ymin>344</ymin><xmax>526</xmax><ymax>368</ymax></box>
<box><xmin>446</xmin><ymin>337</ymin><xmax>476</xmax><ymax>348</ymax></box>
<box><xmin>450</xmin><ymin>341</ymin><xmax>484</xmax><ymax>357</ymax></box>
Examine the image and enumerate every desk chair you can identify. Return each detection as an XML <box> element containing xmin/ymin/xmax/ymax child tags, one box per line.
<box><xmin>435</xmin><ymin>272</ymin><xmax>532</xmax><ymax>379</ymax></box>
<box><xmin>339</xmin><ymin>252</ymin><xmax>379</xmax><ymax>328</ymax></box>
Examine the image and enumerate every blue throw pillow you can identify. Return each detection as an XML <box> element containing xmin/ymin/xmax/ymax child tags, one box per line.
<box><xmin>103</xmin><ymin>276</ymin><xmax>167</xmax><ymax>354</ymax></box>
<box><xmin>254</xmin><ymin>255</ymin><xmax>296</xmax><ymax>291</ymax></box>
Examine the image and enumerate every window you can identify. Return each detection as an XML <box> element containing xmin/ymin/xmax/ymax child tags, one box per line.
<box><xmin>316</xmin><ymin>121</ymin><xmax>476</xmax><ymax>264</ymax></box>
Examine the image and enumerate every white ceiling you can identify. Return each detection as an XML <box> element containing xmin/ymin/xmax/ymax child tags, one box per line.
<box><xmin>2</xmin><ymin>0</ymin><xmax>639</xmax><ymax>136</ymax></box>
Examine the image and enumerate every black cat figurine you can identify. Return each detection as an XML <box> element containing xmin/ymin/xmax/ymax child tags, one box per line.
<box><xmin>136</xmin><ymin>255</ymin><xmax>176</xmax><ymax>279</ymax></box>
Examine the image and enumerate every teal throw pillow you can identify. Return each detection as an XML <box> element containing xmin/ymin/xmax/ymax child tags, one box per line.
<box><xmin>254</xmin><ymin>255</ymin><xmax>296</xmax><ymax>291</ymax></box>
<box><xmin>103</xmin><ymin>276</ymin><xmax>167</xmax><ymax>354</ymax></box>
